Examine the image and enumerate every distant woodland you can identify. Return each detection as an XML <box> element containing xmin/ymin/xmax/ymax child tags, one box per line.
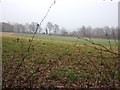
<box><xmin>1</xmin><ymin>22</ymin><xmax>118</xmax><ymax>39</ymax></box>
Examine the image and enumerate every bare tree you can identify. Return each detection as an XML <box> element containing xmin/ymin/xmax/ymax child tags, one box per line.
<box><xmin>77</xmin><ymin>26</ymin><xmax>87</xmax><ymax>37</ymax></box>
<box><xmin>24</xmin><ymin>23</ymin><xmax>30</xmax><ymax>33</ymax></box>
<box><xmin>53</xmin><ymin>24</ymin><xmax>59</xmax><ymax>35</ymax></box>
<box><xmin>69</xmin><ymin>30</ymin><xmax>78</xmax><ymax>37</ymax></box>
<box><xmin>60</xmin><ymin>28</ymin><xmax>68</xmax><ymax>36</ymax></box>
<box><xmin>92</xmin><ymin>27</ymin><xmax>105</xmax><ymax>38</ymax></box>
<box><xmin>2</xmin><ymin>22</ymin><xmax>14</xmax><ymax>32</ymax></box>
<box><xmin>29</xmin><ymin>22</ymin><xmax>37</xmax><ymax>34</ymax></box>
<box><xmin>46</xmin><ymin>22</ymin><xmax>53</xmax><ymax>34</ymax></box>
<box><xmin>13</xmin><ymin>23</ymin><xmax>25</xmax><ymax>33</ymax></box>
<box><xmin>86</xmin><ymin>26</ymin><xmax>92</xmax><ymax>37</ymax></box>
<box><xmin>103</xmin><ymin>26</ymin><xmax>111</xmax><ymax>35</ymax></box>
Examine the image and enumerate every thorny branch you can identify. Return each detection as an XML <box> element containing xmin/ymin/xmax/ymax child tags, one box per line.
<box><xmin>7</xmin><ymin>0</ymin><xmax>56</xmax><ymax>87</ymax></box>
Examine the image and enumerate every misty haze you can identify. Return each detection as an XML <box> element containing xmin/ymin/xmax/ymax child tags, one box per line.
<box><xmin>1</xmin><ymin>0</ymin><xmax>120</xmax><ymax>89</ymax></box>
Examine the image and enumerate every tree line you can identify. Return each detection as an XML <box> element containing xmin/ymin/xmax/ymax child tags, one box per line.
<box><xmin>1</xmin><ymin>22</ymin><xmax>118</xmax><ymax>39</ymax></box>
<box><xmin>70</xmin><ymin>26</ymin><xmax>118</xmax><ymax>39</ymax></box>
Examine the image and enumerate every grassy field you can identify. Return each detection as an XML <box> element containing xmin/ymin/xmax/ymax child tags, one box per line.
<box><xmin>2</xmin><ymin>32</ymin><xmax>120</xmax><ymax>88</ymax></box>
<box><xmin>15</xmin><ymin>33</ymin><xmax>119</xmax><ymax>46</ymax></box>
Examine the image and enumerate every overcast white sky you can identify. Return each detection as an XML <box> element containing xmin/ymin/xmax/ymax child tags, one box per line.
<box><xmin>1</xmin><ymin>0</ymin><xmax>119</xmax><ymax>30</ymax></box>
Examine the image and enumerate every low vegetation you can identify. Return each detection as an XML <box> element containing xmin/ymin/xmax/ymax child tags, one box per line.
<box><xmin>2</xmin><ymin>32</ymin><xmax>120</xmax><ymax>88</ymax></box>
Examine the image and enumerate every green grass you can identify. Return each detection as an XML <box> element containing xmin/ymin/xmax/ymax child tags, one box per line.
<box><xmin>2</xmin><ymin>33</ymin><xmax>119</xmax><ymax>88</ymax></box>
<box><xmin>15</xmin><ymin>33</ymin><xmax>119</xmax><ymax>46</ymax></box>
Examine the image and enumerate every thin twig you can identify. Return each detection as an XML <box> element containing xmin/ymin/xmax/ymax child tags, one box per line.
<box><xmin>8</xmin><ymin>0</ymin><xmax>56</xmax><ymax>87</ymax></box>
